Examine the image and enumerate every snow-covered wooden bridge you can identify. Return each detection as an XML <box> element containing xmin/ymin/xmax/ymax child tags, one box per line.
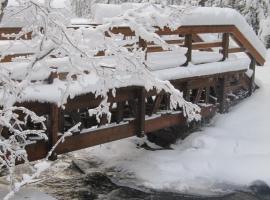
<box><xmin>0</xmin><ymin>4</ymin><xmax>266</xmax><ymax>163</ymax></box>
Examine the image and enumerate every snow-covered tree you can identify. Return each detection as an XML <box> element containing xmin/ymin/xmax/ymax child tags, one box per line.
<box><xmin>0</xmin><ymin>1</ymin><xmax>202</xmax><ymax>199</ymax></box>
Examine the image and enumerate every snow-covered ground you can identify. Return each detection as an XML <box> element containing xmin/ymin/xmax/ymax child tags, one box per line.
<box><xmin>71</xmin><ymin>50</ymin><xmax>270</xmax><ymax>195</ymax></box>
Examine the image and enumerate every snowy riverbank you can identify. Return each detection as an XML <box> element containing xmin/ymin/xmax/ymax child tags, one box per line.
<box><xmin>71</xmin><ymin>50</ymin><xmax>270</xmax><ymax>195</ymax></box>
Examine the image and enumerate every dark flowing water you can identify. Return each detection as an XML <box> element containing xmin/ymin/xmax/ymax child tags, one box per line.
<box><xmin>35</xmin><ymin>155</ymin><xmax>270</xmax><ymax>200</ymax></box>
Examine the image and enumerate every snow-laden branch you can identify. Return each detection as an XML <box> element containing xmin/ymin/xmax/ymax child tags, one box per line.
<box><xmin>0</xmin><ymin>1</ymin><xmax>201</xmax><ymax>197</ymax></box>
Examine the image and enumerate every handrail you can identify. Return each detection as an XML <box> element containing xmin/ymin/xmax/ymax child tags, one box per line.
<box><xmin>0</xmin><ymin>25</ymin><xmax>265</xmax><ymax>65</ymax></box>
<box><xmin>109</xmin><ymin>25</ymin><xmax>265</xmax><ymax>66</ymax></box>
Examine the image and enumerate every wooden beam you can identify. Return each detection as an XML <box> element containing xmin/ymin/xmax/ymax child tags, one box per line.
<box><xmin>228</xmin><ymin>47</ymin><xmax>245</xmax><ymax>53</ymax></box>
<box><xmin>192</xmin><ymin>41</ymin><xmax>222</xmax><ymax>50</ymax></box>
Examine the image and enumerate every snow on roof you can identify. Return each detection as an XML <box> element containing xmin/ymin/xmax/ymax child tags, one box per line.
<box><xmin>91</xmin><ymin>3</ymin><xmax>266</xmax><ymax>60</ymax></box>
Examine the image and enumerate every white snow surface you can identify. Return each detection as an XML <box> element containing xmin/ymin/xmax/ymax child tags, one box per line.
<box><xmin>6</xmin><ymin>54</ymin><xmax>250</xmax><ymax>104</ymax></box>
<box><xmin>73</xmin><ymin>50</ymin><xmax>270</xmax><ymax>194</ymax></box>
<box><xmin>92</xmin><ymin>3</ymin><xmax>266</xmax><ymax>60</ymax></box>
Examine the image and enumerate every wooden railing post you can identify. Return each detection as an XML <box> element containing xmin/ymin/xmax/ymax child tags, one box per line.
<box><xmin>184</xmin><ymin>34</ymin><xmax>192</xmax><ymax>66</ymax></box>
<box><xmin>222</xmin><ymin>33</ymin><xmax>229</xmax><ymax>61</ymax></box>
<box><xmin>136</xmin><ymin>87</ymin><xmax>145</xmax><ymax>137</ymax></box>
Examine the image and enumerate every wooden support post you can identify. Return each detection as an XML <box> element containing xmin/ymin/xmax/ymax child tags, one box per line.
<box><xmin>222</xmin><ymin>33</ymin><xmax>229</xmax><ymax>61</ymax></box>
<box><xmin>249</xmin><ymin>57</ymin><xmax>256</xmax><ymax>95</ymax></box>
<box><xmin>136</xmin><ymin>87</ymin><xmax>145</xmax><ymax>137</ymax></box>
<box><xmin>218</xmin><ymin>77</ymin><xmax>227</xmax><ymax>113</ymax></box>
<box><xmin>184</xmin><ymin>34</ymin><xmax>192</xmax><ymax>66</ymax></box>
<box><xmin>48</xmin><ymin>103</ymin><xmax>59</xmax><ymax>160</ymax></box>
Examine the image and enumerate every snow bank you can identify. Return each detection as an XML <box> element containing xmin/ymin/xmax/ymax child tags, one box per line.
<box><xmin>92</xmin><ymin>3</ymin><xmax>266</xmax><ymax>60</ymax></box>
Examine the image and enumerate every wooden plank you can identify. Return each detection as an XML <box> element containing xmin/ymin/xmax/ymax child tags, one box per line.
<box><xmin>56</xmin><ymin>121</ymin><xmax>137</xmax><ymax>154</ymax></box>
<box><xmin>192</xmin><ymin>41</ymin><xmax>222</xmax><ymax>50</ymax></box>
<box><xmin>228</xmin><ymin>47</ymin><xmax>245</xmax><ymax>53</ymax></box>
<box><xmin>232</xmin><ymin>28</ymin><xmax>265</xmax><ymax>66</ymax></box>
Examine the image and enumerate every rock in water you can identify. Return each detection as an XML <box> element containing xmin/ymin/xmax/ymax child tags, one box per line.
<box><xmin>249</xmin><ymin>180</ymin><xmax>270</xmax><ymax>195</ymax></box>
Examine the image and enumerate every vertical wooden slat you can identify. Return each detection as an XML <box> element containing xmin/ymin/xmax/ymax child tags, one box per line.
<box><xmin>222</xmin><ymin>33</ymin><xmax>229</xmax><ymax>60</ymax></box>
<box><xmin>184</xmin><ymin>34</ymin><xmax>192</xmax><ymax>66</ymax></box>
<box><xmin>136</xmin><ymin>87</ymin><xmax>145</xmax><ymax>137</ymax></box>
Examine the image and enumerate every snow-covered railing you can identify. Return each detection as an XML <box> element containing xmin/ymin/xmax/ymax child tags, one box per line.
<box><xmin>90</xmin><ymin>3</ymin><xmax>266</xmax><ymax>66</ymax></box>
